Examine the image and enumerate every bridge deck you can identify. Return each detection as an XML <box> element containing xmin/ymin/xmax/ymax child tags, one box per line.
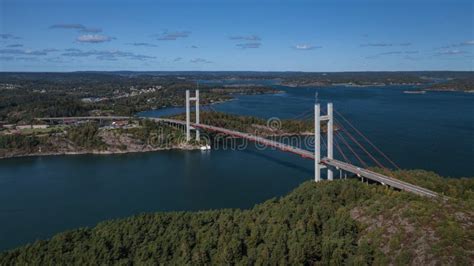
<box><xmin>321</xmin><ymin>159</ymin><xmax>438</xmax><ymax>197</ymax></box>
<box><xmin>153</xmin><ymin>118</ymin><xmax>438</xmax><ymax>198</ymax></box>
<box><xmin>37</xmin><ymin>116</ymin><xmax>132</xmax><ymax>121</ymax></box>
<box><xmin>36</xmin><ymin>116</ymin><xmax>438</xmax><ymax>198</ymax></box>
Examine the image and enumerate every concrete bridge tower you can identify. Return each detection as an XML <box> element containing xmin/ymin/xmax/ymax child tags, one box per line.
<box><xmin>314</xmin><ymin>103</ymin><xmax>334</xmax><ymax>182</ymax></box>
<box><xmin>185</xmin><ymin>90</ymin><xmax>200</xmax><ymax>142</ymax></box>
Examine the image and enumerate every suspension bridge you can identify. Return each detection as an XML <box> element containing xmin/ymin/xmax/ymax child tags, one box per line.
<box><xmin>37</xmin><ymin>89</ymin><xmax>439</xmax><ymax>198</ymax></box>
<box><xmin>151</xmin><ymin>117</ymin><xmax>438</xmax><ymax>198</ymax></box>
<box><xmin>153</xmin><ymin>89</ymin><xmax>438</xmax><ymax>198</ymax></box>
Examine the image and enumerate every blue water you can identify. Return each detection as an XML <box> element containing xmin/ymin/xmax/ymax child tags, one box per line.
<box><xmin>1</xmin><ymin>84</ymin><xmax>473</xmax><ymax>251</ymax></box>
<box><xmin>142</xmin><ymin>85</ymin><xmax>474</xmax><ymax>177</ymax></box>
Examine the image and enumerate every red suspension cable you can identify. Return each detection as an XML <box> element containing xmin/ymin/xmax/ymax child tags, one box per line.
<box><xmin>334</xmin><ymin>118</ymin><xmax>386</xmax><ymax>168</ymax></box>
<box><xmin>321</xmin><ymin>134</ymin><xmax>327</xmax><ymax>153</ymax></box>
<box><xmin>334</xmin><ymin>109</ymin><xmax>400</xmax><ymax>169</ymax></box>
<box><xmin>335</xmin><ymin>130</ymin><xmax>368</xmax><ymax>168</ymax></box>
<box><xmin>334</xmin><ymin>136</ymin><xmax>351</xmax><ymax>164</ymax></box>
<box><xmin>292</xmin><ymin>108</ymin><xmax>314</xmax><ymax>120</ymax></box>
<box><xmin>208</xmin><ymin>104</ymin><xmax>217</xmax><ymax>113</ymax></box>
<box><xmin>322</xmin><ymin>133</ymin><xmax>350</xmax><ymax>164</ymax></box>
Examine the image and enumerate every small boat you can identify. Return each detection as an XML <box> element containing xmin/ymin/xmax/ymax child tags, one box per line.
<box><xmin>403</xmin><ymin>90</ymin><xmax>426</xmax><ymax>94</ymax></box>
<box><xmin>200</xmin><ymin>145</ymin><xmax>211</xmax><ymax>151</ymax></box>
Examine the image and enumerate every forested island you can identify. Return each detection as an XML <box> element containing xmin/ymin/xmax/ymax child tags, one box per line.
<box><xmin>0</xmin><ymin>120</ymin><xmax>193</xmax><ymax>159</ymax></box>
<box><xmin>1</xmin><ymin>70</ymin><xmax>471</xmax><ymax>159</ymax></box>
<box><xmin>0</xmin><ymin>72</ymin><xmax>286</xmax><ymax>158</ymax></box>
<box><xmin>1</xmin><ymin>71</ymin><xmax>473</xmax><ymax>126</ymax></box>
<box><xmin>1</xmin><ymin>169</ymin><xmax>472</xmax><ymax>264</ymax></box>
<box><xmin>278</xmin><ymin>71</ymin><xmax>473</xmax><ymax>91</ymax></box>
<box><xmin>170</xmin><ymin>111</ymin><xmax>316</xmax><ymax>136</ymax></box>
<box><xmin>425</xmin><ymin>77</ymin><xmax>474</xmax><ymax>92</ymax></box>
<box><xmin>0</xmin><ymin>112</ymin><xmax>315</xmax><ymax>159</ymax></box>
<box><xmin>0</xmin><ymin>72</ymin><xmax>279</xmax><ymax>124</ymax></box>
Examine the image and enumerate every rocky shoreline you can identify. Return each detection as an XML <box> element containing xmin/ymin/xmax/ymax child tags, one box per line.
<box><xmin>280</xmin><ymin>82</ymin><xmax>423</xmax><ymax>88</ymax></box>
<box><xmin>0</xmin><ymin>143</ymin><xmax>203</xmax><ymax>160</ymax></box>
<box><xmin>0</xmin><ymin>132</ymin><xmax>315</xmax><ymax>160</ymax></box>
<box><xmin>424</xmin><ymin>88</ymin><xmax>474</xmax><ymax>93</ymax></box>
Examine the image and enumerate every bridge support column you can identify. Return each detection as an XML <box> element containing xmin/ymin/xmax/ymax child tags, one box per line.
<box><xmin>327</xmin><ymin>103</ymin><xmax>334</xmax><ymax>180</ymax></box>
<box><xmin>315</xmin><ymin>104</ymin><xmax>321</xmax><ymax>182</ymax></box>
<box><xmin>195</xmin><ymin>90</ymin><xmax>200</xmax><ymax>141</ymax></box>
<box><xmin>186</xmin><ymin>90</ymin><xmax>191</xmax><ymax>141</ymax></box>
<box><xmin>315</xmin><ymin>102</ymin><xmax>334</xmax><ymax>182</ymax></box>
<box><xmin>185</xmin><ymin>89</ymin><xmax>200</xmax><ymax>142</ymax></box>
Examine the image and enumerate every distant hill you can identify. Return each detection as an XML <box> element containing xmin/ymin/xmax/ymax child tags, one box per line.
<box><xmin>0</xmin><ymin>70</ymin><xmax>472</xmax><ymax>80</ymax></box>
<box><xmin>1</xmin><ymin>70</ymin><xmax>472</xmax><ymax>90</ymax></box>
<box><xmin>1</xmin><ymin>169</ymin><xmax>472</xmax><ymax>265</ymax></box>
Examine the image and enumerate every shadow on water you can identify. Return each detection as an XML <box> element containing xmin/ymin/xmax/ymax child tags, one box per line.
<box><xmin>240</xmin><ymin>148</ymin><xmax>313</xmax><ymax>175</ymax></box>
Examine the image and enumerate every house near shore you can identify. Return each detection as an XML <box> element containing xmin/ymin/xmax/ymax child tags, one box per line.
<box><xmin>16</xmin><ymin>125</ymin><xmax>49</xmax><ymax>130</ymax></box>
<box><xmin>111</xmin><ymin>120</ymin><xmax>129</xmax><ymax>128</ymax></box>
<box><xmin>1</xmin><ymin>124</ymin><xmax>15</xmax><ymax>129</ymax></box>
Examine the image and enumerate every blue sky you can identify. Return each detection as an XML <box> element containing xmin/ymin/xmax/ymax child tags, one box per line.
<box><xmin>0</xmin><ymin>0</ymin><xmax>472</xmax><ymax>72</ymax></box>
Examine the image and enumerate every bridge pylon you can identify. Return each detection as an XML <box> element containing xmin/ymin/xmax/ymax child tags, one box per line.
<box><xmin>185</xmin><ymin>90</ymin><xmax>200</xmax><ymax>142</ymax></box>
<box><xmin>314</xmin><ymin>102</ymin><xmax>334</xmax><ymax>182</ymax></box>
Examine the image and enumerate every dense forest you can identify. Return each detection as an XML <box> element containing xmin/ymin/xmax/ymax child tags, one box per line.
<box><xmin>0</xmin><ymin>133</ymin><xmax>45</xmax><ymax>153</ymax></box>
<box><xmin>1</xmin><ymin>170</ymin><xmax>472</xmax><ymax>264</ymax></box>
<box><xmin>278</xmin><ymin>71</ymin><xmax>473</xmax><ymax>87</ymax></box>
<box><xmin>426</xmin><ymin>76</ymin><xmax>474</xmax><ymax>92</ymax></box>
<box><xmin>0</xmin><ymin>120</ymin><xmax>195</xmax><ymax>158</ymax></box>
<box><xmin>1</xmin><ymin>71</ymin><xmax>472</xmax><ymax>124</ymax></box>
<box><xmin>171</xmin><ymin>111</ymin><xmax>317</xmax><ymax>136</ymax></box>
<box><xmin>25</xmin><ymin>70</ymin><xmax>466</xmax><ymax>85</ymax></box>
<box><xmin>0</xmin><ymin>110</ymin><xmax>319</xmax><ymax>158</ymax></box>
<box><xmin>0</xmin><ymin>72</ymin><xmax>277</xmax><ymax>123</ymax></box>
<box><xmin>1</xmin><ymin>71</ymin><xmax>472</xmax><ymax>123</ymax></box>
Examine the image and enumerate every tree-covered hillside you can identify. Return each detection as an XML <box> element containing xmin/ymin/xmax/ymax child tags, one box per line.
<box><xmin>0</xmin><ymin>72</ymin><xmax>277</xmax><ymax>123</ymax></box>
<box><xmin>1</xmin><ymin>170</ymin><xmax>473</xmax><ymax>265</ymax></box>
<box><xmin>171</xmin><ymin>111</ymin><xmax>316</xmax><ymax>136</ymax></box>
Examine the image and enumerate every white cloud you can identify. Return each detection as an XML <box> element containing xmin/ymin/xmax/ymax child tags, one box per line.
<box><xmin>0</xmin><ymin>48</ymin><xmax>58</xmax><ymax>56</ymax></box>
<box><xmin>294</xmin><ymin>44</ymin><xmax>321</xmax><ymax>50</ymax></box>
<box><xmin>50</xmin><ymin>24</ymin><xmax>102</xmax><ymax>33</ymax></box>
<box><xmin>155</xmin><ymin>31</ymin><xmax>191</xmax><ymax>41</ymax></box>
<box><xmin>190</xmin><ymin>58</ymin><xmax>212</xmax><ymax>63</ymax></box>
<box><xmin>360</xmin><ymin>42</ymin><xmax>411</xmax><ymax>47</ymax></box>
<box><xmin>229</xmin><ymin>35</ymin><xmax>261</xmax><ymax>41</ymax></box>
<box><xmin>436</xmin><ymin>49</ymin><xmax>467</xmax><ymax>56</ymax></box>
<box><xmin>62</xmin><ymin>48</ymin><xmax>155</xmax><ymax>61</ymax></box>
<box><xmin>127</xmin><ymin>42</ymin><xmax>157</xmax><ymax>47</ymax></box>
<box><xmin>364</xmin><ymin>50</ymin><xmax>420</xmax><ymax>59</ymax></box>
<box><xmin>76</xmin><ymin>34</ymin><xmax>113</xmax><ymax>43</ymax></box>
<box><xmin>379</xmin><ymin>51</ymin><xmax>402</xmax><ymax>55</ymax></box>
<box><xmin>361</xmin><ymin>42</ymin><xmax>393</xmax><ymax>47</ymax></box>
<box><xmin>6</xmin><ymin>44</ymin><xmax>23</xmax><ymax>48</ymax></box>
<box><xmin>236</xmin><ymin>42</ymin><xmax>261</xmax><ymax>49</ymax></box>
<box><xmin>0</xmin><ymin>34</ymin><xmax>21</xmax><ymax>40</ymax></box>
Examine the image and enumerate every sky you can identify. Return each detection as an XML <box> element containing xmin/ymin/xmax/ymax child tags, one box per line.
<box><xmin>0</xmin><ymin>0</ymin><xmax>472</xmax><ymax>72</ymax></box>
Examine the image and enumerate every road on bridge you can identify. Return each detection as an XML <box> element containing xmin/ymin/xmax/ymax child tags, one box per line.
<box><xmin>152</xmin><ymin>117</ymin><xmax>439</xmax><ymax>198</ymax></box>
<box><xmin>35</xmin><ymin>115</ymin><xmax>439</xmax><ymax>198</ymax></box>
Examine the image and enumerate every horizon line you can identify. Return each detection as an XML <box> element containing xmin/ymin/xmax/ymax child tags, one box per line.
<box><xmin>0</xmin><ymin>70</ymin><xmax>472</xmax><ymax>74</ymax></box>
